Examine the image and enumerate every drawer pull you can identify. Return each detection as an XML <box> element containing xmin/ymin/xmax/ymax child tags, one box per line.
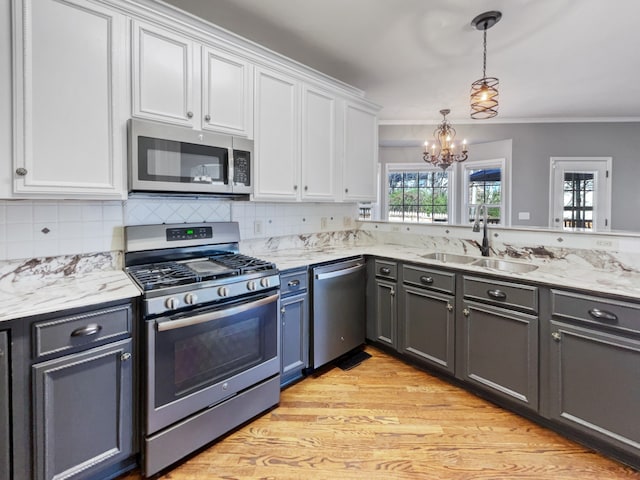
<box><xmin>287</xmin><ymin>279</ymin><xmax>300</xmax><ymax>287</ymax></box>
<box><xmin>588</xmin><ymin>308</ymin><xmax>618</xmax><ymax>323</ymax></box>
<box><xmin>487</xmin><ymin>289</ymin><xmax>507</xmax><ymax>300</ymax></box>
<box><xmin>70</xmin><ymin>323</ymin><xmax>102</xmax><ymax>337</ymax></box>
<box><xmin>420</xmin><ymin>276</ymin><xmax>434</xmax><ymax>285</ymax></box>
<box><xmin>380</xmin><ymin>267</ymin><xmax>391</xmax><ymax>275</ymax></box>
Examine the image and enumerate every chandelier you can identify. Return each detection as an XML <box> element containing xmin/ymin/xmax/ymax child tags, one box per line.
<box><xmin>422</xmin><ymin>109</ymin><xmax>468</xmax><ymax>170</ymax></box>
<box><xmin>470</xmin><ymin>11</ymin><xmax>501</xmax><ymax>119</ymax></box>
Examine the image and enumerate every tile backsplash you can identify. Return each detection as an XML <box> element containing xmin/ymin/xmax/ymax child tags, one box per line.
<box><xmin>0</xmin><ymin>198</ymin><xmax>360</xmax><ymax>261</ymax></box>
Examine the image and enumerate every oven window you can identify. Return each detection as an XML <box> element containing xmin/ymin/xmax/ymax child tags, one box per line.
<box><xmin>153</xmin><ymin>296</ymin><xmax>277</xmax><ymax>406</ymax></box>
<box><xmin>138</xmin><ymin>136</ymin><xmax>228</xmax><ymax>184</ymax></box>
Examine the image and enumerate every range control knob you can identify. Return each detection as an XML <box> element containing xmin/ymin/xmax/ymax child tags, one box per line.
<box><xmin>217</xmin><ymin>287</ymin><xmax>229</xmax><ymax>297</ymax></box>
<box><xmin>247</xmin><ymin>280</ymin><xmax>257</xmax><ymax>291</ymax></box>
<box><xmin>184</xmin><ymin>293</ymin><xmax>198</xmax><ymax>305</ymax></box>
<box><xmin>260</xmin><ymin>278</ymin><xmax>271</xmax><ymax>288</ymax></box>
<box><xmin>165</xmin><ymin>297</ymin><xmax>180</xmax><ymax>310</ymax></box>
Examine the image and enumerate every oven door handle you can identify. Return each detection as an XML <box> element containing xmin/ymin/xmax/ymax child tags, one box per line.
<box><xmin>156</xmin><ymin>293</ymin><xmax>279</xmax><ymax>332</ymax></box>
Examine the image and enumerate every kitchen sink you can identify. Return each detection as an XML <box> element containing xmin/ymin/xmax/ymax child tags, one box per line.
<box><xmin>421</xmin><ymin>252</ymin><xmax>477</xmax><ymax>264</ymax></box>
<box><xmin>471</xmin><ymin>258</ymin><xmax>538</xmax><ymax>273</ymax></box>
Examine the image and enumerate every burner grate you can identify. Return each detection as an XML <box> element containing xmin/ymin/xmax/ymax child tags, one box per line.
<box><xmin>127</xmin><ymin>262</ymin><xmax>198</xmax><ymax>291</ymax></box>
<box><xmin>212</xmin><ymin>253</ymin><xmax>276</xmax><ymax>274</ymax></box>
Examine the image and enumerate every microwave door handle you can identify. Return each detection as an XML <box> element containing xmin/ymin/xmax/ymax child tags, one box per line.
<box><xmin>156</xmin><ymin>293</ymin><xmax>278</xmax><ymax>332</ymax></box>
<box><xmin>228</xmin><ymin>149</ymin><xmax>234</xmax><ymax>186</ymax></box>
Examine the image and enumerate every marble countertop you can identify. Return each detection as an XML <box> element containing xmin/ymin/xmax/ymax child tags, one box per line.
<box><xmin>0</xmin><ymin>255</ymin><xmax>142</xmax><ymax>323</ymax></box>
<box><xmin>250</xmin><ymin>244</ymin><xmax>640</xmax><ymax>301</ymax></box>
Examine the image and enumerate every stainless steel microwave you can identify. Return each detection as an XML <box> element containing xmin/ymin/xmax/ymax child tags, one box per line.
<box><xmin>128</xmin><ymin>118</ymin><xmax>253</xmax><ymax>196</ymax></box>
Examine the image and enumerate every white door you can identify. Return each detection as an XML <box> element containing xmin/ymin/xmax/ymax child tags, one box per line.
<box><xmin>342</xmin><ymin>102</ymin><xmax>378</xmax><ymax>202</ymax></box>
<box><xmin>550</xmin><ymin>157</ymin><xmax>611</xmax><ymax>232</ymax></box>
<box><xmin>301</xmin><ymin>85</ymin><xmax>336</xmax><ymax>201</ymax></box>
<box><xmin>253</xmin><ymin>68</ymin><xmax>300</xmax><ymax>201</ymax></box>
<box><xmin>132</xmin><ymin>21</ymin><xmax>196</xmax><ymax>126</ymax></box>
<box><xmin>202</xmin><ymin>46</ymin><xmax>253</xmax><ymax>137</ymax></box>
<box><xmin>12</xmin><ymin>0</ymin><xmax>127</xmax><ymax>198</ymax></box>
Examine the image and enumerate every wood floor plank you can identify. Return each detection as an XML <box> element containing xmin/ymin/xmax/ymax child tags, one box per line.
<box><xmin>119</xmin><ymin>346</ymin><xmax>639</xmax><ymax>479</ymax></box>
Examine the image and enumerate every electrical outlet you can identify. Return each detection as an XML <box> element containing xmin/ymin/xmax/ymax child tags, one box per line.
<box><xmin>254</xmin><ymin>220</ymin><xmax>263</xmax><ymax>235</ymax></box>
<box><xmin>595</xmin><ymin>239</ymin><xmax>613</xmax><ymax>248</ymax></box>
<box><xmin>320</xmin><ymin>217</ymin><xmax>328</xmax><ymax>229</ymax></box>
<box><xmin>343</xmin><ymin>216</ymin><xmax>353</xmax><ymax>228</ymax></box>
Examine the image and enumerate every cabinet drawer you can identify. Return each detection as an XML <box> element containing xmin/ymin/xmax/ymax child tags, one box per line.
<box><xmin>280</xmin><ymin>269</ymin><xmax>308</xmax><ymax>296</ymax></box>
<box><xmin>463</xmin><ymin>276</ymin><xmax>537</xmax><ymax>313</ymax></box>
<box><xmin>551</xmin><ymin>290</ymin><xmax>640</xmax><ymax>335</ymax></box>
<box><xmin>403</xmin><ymin>264</ymin><xmax>454</xmax><ymax>294</ymax></box>
<box><xmin>33</xmin><ymin>305</ymin><xmax>132</xmax><ymax>359</ymax></box>
<box><xmin>375</xmin><ymin>259</ymin><xmax>397</xmax><ymax>280</ymax></box>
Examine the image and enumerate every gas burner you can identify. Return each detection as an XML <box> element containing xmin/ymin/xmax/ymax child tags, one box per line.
<box><xmin>212</xmin><ymin>253</ymin><xmax>276</xmax><ymax>274</ymax></box>
<box><xmin>126</xmin><ymin>262</ymin><xmax>198</xmax><ymax>291</ymax></box>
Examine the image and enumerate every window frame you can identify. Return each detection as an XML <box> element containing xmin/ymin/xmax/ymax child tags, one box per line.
<box><xmin>461</xmin><ymin>158</ymin><xmax>508</xmax><ymax>226</ymax></box>
<box><xmin>384</xmin><ymin>163</ymin><xmax>456</xmax><ymax>224</ymax></box>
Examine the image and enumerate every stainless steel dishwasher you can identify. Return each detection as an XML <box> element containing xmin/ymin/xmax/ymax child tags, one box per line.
<box><xmin>311</xmin><ymin>257</ymin><xmax>366</xmax><ymax>369</ymax></box>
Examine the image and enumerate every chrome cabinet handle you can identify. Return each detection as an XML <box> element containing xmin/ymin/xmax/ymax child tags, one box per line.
<box><xmin>16</xmin><ymin>167</ymin><xmax>27</xmax><ymax>176</ymax></box>
<box><xmin>304</xmin><ymin>186</ymin><xmax>308</xmax><ymax>191</ymax></box>
<box><xmin>463</xmin><ymin>308</ymin><xmax>470</xmax><ymax>317</ymax></box>
<box><xmin>186</xmin><ymin>111</ymin><xmax>194</xmax><ymax>118</ymax></box>
<box><xmin>70</xmin><ymin>323</ymin><xmax>102</xmax><ymax>337</ymax></box>
<box><xmin>287</xmin><ymin>279</ymin><xmax>300</xmax><ymax>287</ymax></box>
<box><xmin>447</xmin><ymin>303</ymin><xmax>454</xmax><ymax>312</ymax></box>
<box><xmin>345</xmin><ymin>188</ymin><xmax>349</xmax><ymax>193</ymax></box>
<box><xmin>380</xmin><ymin>267</ymin><xmax>391</xmax><ymax>275</ymax></box>
<box><xmin>293</xmin><ymin>185</ymin><xmax>298</xmax><ymax>191</ymax></box>
<box><xmin>204</xmin><ymin>114</ymin><xmax>211</xmax><ymax>122</ymax></box>
<box><xmin>420</xmin><ymin>276</ymin><xmax>434</xmax><ymax>285</ymax></box>
<box><xmin>390</xmin><ymin>288</ymin><xmax>395</xmax><ymax>296</ymax></box>
<box><xmin>588</xmin><ymin>308</ymin><xmax>618</xmax><ymax>322</ymax></box>
<box><xmin>552</xmin><ymin>332</ymin><xmax>562</xmax><ymax>342</ymax></box>
<box><xmin>487</xmin><ymin>289</ymin><xmax>507</xmax><ymax>300</ymax></box>
<box><xmin>121</xmin><ymin>352</ymin><xmax>131</xmax><ymax>361</ymax></box>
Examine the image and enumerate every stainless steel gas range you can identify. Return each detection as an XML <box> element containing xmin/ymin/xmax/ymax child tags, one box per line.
<box><xmin>124</xmin><ymin>222</ymin><xmax>280</xmax><ymax>477</ymax></box>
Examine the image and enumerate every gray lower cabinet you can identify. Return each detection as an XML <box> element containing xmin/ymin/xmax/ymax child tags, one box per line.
<box><xmin>280</xmin><ymin>269</ymin><xmax>309</xmax><ymax>386</ymax></box>
<box><xmin>366</xmin><ymin>259</ymin><xmax>398</xmax><ymax>348</ymax></box>
<box><xmin>546</xmin><ymin>289</ymin><xmax>640</xmax><ymax>460</ymax></box>
<box><xmin>32</xmin><ymin>338</ymin><xmax>133</xmax><ymax>480</ymax></box>
<box><xmin>460</xmin><ymin>276</ymin><xmax>539</xmax><ymax>411</ymax></box>
<box><xmin>399</xmin><ymin>264</ymin><xmax>455</xmax><ymax>374</ymax></box>
<box><xmin>0</xmin><ymin>330</ymin><xmax>10</xmax><ymax>480</ymax></box>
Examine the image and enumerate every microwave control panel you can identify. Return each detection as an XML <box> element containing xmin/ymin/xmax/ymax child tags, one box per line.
<box><xmin>233</xmin><ymin>150</ymin><xmax>251</xmax><ymax>186</ymax></box>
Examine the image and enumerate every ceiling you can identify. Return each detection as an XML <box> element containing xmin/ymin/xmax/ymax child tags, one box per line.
<box><xmin>162</xmin><ymin>0</ymin><xmax>640</xmax><ymax>124</ymax></box>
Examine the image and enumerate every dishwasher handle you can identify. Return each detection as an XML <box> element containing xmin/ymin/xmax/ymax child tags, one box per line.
<box><xmin>314</xmin><ymin>263</ymin><xmax>364</xmax><ymax>281</ymax></box>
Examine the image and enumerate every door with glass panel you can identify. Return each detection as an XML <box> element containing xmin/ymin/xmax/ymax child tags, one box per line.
<box><xmin>550</xmin><ymin>157</ymin><xmax>611</xmax><ymax>232</ymax></box>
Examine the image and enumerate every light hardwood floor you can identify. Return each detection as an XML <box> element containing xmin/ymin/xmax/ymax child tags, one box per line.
<box><xmin>120</xmin><ymin>346</ymin><xmax>639</xmax><ymax>479</ymax></box>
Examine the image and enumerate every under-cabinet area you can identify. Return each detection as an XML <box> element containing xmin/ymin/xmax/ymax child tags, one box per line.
<box><xmin>364</xmin><ymin>255</ymin><xmax>640</xmax><ymax>471</ymax></box>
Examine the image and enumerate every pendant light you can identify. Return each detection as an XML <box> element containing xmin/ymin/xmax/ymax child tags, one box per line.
<box><xmin>470</xmin><ymin>11</ymin><xmax>501</xmax><ymax>119</ymax></box>
<box><xmin>422</xmin><ymin>109</ymin><xmax>468</xmax><ymax>170</ymax></box>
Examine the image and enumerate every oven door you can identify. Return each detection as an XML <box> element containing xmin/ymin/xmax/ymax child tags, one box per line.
<box><xmin>145</xmin><ymin>292</ymin><xmax>279</xmax><ymax>435</ymax></box>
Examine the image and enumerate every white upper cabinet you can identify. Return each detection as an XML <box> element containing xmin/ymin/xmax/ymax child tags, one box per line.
<box><xmin>12</xmin><ymin>0</ymin><xmax>128</xmax><ymax>199</ymax></box>
<box><xmin>132</xmin><ymin>21</ymin><xmax>253</xmax><ymax>137</ymax></box>
<box><xmin>253</xmin><ymin>68</ymin><xmax>300</xmax><ymax>201</ymax></box>
<box><xmin>132</xmin><ymin>21</ymin><xmax>196</xmax><ymax>126</ymax></box>
<box><xmin>342</xmin><ymin>101</ymin><xmax>379</xmax><ymax>202</ymax></box>
<box><xmin>301</xmin><ymin>85</ymin><xmax>337</xmax><ymax>201</ymax></box>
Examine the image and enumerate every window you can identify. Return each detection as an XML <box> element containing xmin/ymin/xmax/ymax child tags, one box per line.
<box><xmin>463</xmin><ymin>160</ymin><xmax>505</xmax><ymax>225</ymax></box>
<box><xmin>386</xmin><ymin>165</ymin><xmax>452</xmax><ymax>223</ymax></box>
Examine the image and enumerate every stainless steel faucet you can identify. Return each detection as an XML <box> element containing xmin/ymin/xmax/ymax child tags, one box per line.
<box><xmin>473</xmin><ymin>204</ymin><xmax>491</xmax><ymax>256</ymax></box>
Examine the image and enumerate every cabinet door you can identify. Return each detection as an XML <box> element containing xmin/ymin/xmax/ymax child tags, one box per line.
<box><xmin>548</xmin><ymin>321</ymin><xmax>640</xmax><ymax>456</ymax></box>
<box><xmin>462</xmin><ymin>301</ymin><xmax>538</xmax><ymax>410</ymax></box>
<box><xmin>253</xmin><ymin>68</ymin><xmax>300</xmax><ymax>200</ymax></box>
<box><xmin>132</xmin><ymin>20</ymin><xmax>197</xmax><ymax>126</ymax></box>
<box><xmin>0</xmin><ymin>331</ymin><xmax>9</xmax><ymax>480</ymax></box>
<box><xmin>301</xmin><ymin>85</ymin><xmax>337</xmax><ymax>201</ymax></box>
<box><xmin>372</xmin><ymin>279</ymin><xmax>397</xmax><ymax>348</ymax></box>
<box><xmin>280</xmin><ymin>292</ymin><xmax>309</xmax><ymax>385</ymax></box>
<box><xmin>202</xmin><ymin>46</ymin><xmax>253</xmax><ymax>137</ymax></box>
<box><xmin>400</xmin><ymin>286</ymin><xmax>455</xmax><ymax>374</ymax></box>
<box><xmin>12</xmin><ymin>0</ymin><xmax>127</xmax><ymax>198</ymax></box>
<box><xmin>32</xmin><ymin>339</ymin><xmax>133</xmax><ymax>480</ymax></box>
<box><xmin>342</xmin><ymin>102</ymin><xmax>378</xmax><ymax>202</ymax></box>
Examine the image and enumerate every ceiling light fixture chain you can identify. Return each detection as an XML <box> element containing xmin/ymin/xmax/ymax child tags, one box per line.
<box><xmin>470</xmin><ymin>10</ymin><xmax>502</xmax><ymax>120</ymax></box>
<box><xmin>422</xmin><ymin>109</ymin><xmax>468</xmax><ymax>171</ymax></box>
